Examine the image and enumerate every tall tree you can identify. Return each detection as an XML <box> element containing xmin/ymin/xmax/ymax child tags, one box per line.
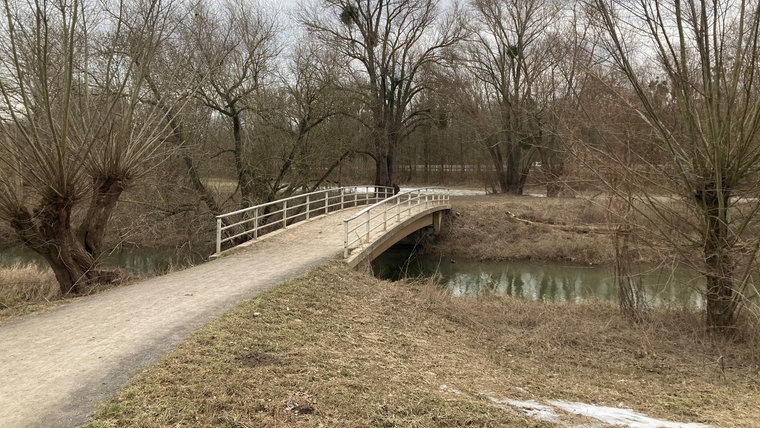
<box><xmin>257</xmin><ymin>41</ymin><xmax>347</xmax><ymax>200</ymax></box>
<box><xmin>303</xmin><ymin>0</ymin><xmax>466</xmax><ymax>186</ymax></box>
<box><xmin>0</xmin><ymin>0</ymin><xmax>183</xmax><ymax>294</ymax></box>
<box><xmin>186</xmin><ymin>0</ymin><xmax>280</xmax><ymax>207</ymax></box>
<box><xmin>531</xmin><ymin>5</ymin><xmax>600</xmax><ymax>197</ymax></box>
<box><xmin>465</xmin><ymin>0</ymin><xmax>560</xmax><ymax>194</ymax></box>
<box><xmin>140</xmin><ymin>1</ymin><xmax>224</xmax><ymax>216</ymax></box>
<box><xmin>590</xmin><ymin>0</ymin><xmax>760</xmax><ymax>331</ymax></box>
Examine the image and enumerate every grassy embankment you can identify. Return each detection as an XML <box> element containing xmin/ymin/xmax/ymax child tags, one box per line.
<box><xmin>0</xmin><ymin>264</ymin><xmax>58</xmax><ymax>318</ymax></box>
<box><xmin>428</xmin><ymin>194</ymin><xmax>618</xmax><ymax>264</ymax></box>
<box><xmin>86</xmin><ymin>195</ymin><xmax>760</xmax><ymax>427</ymax></box>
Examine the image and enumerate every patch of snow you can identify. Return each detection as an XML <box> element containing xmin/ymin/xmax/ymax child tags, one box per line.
<box><xmin>483</xmin><ymin>393</ymin><xmax>563</xmax><ymax>424</ymax></box>
<box><xmin>479</xmin><ymin>390</ymin><xmax>710</xmax><ymax>428</ymax></box>
<box><xmin>548</xmin><ymin>400</ymin><xmax>710</xmax><ymax>428</ymax></box>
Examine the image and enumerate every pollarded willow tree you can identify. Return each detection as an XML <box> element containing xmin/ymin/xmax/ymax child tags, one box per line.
<box><xmin>591</xmin><ymin>0</ymin><xmax>760</xmax><ymax>331</ymax></box>
<box><xmin>302</xmin><ymin>0</ymin><xmax>467</xmax><ymax>187</ymax></box>
<box><xmin>0</xmin><ymin>0</ymin><xmax>186</xmax><ymax>295</ymax></box>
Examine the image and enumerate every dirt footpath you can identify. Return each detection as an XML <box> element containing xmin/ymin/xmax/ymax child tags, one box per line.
<box><xmin>0</xmin><ymin>209</ymin><xmax>360</xmax><ymax>428</ymax></box>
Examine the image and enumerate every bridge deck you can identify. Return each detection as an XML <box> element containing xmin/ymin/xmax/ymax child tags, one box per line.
<box><xmin>0</xmin><ymin>207</ymin><xmax>364</xmax><ymax>428</ymax></box>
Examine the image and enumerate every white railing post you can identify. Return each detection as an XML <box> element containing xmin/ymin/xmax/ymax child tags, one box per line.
<box><xmin>354</xmin><ymin>190</ymin><xmax>358</xmax><ymax>206</ymax></box>
<box><xmin>383</xmin><ymin>202</ymin><xmax>387</xmax><ymax>231</ymax></box>
<box><xmin>340</xmin><ymin>188</ymin><xmax>345</xmax><ymax>210</ymax></box>
<box><xmin>283</xmin><ymin>201</ymin><xmax>288</xmax><ymax>228</ymax></box>
<box><xmin>325</xmin><ymin>190</ymin><xmax>329</xmax><ymax>214</ymax></box>
<box><xmin>306</xmin><ymin>195</ymin><xmax>311</xmax><ymax>220</ymax></box>
<box><xmin>343</xmin><ymin>220</ymin><xmax>349</xmax><ymax>258</ymax></box>
<box><xmin>254</xmin><ymin>208</ymin><xmax>259</xmax><ymax>239</ymax></box>
<box><xmin>365</xmin><ymin>210</ymin><xmax>371</xmax><ymax>241</ymax></box>
<box><xmin>396</xmin><ymin>196</ymin><xmax>401</xmax><ymax>221</ymax></box>
<box><xmin>216</xmin><ymin>218</ymin><xmax>222</xmax><ymax>254</ymax></box>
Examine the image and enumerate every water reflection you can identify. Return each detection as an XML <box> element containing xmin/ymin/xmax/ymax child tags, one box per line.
<box><xmin>0</xmin><ymin>245</ymin><xmax>204</xmax><ymax>276</ymax></box>
<box><xmin>373</xmin><ymin>249</ymin><xmax>706</xmax><ymax>308</ymax></box>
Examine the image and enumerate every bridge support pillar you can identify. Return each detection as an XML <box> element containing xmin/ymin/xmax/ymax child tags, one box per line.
<box><xmin>432</xmin><ymin>210</ymin><xmax>445</xmax><ymax>234</ymax></box>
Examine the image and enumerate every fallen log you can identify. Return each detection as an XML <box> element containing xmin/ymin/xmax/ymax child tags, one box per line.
<box><xmin>505</xmin><ymin>211</ymin><xmax>616</xmax><ymax>234</ymax></box>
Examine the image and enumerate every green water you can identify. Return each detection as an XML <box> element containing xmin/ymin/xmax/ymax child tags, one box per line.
<box><xmin>0</xmin><ymin>245</ymin><xmax>204</xmax><ymax>276</ymax></box>
<box><xmin>373</xmin><ymin>249</ymin><xmax>707</xmax><ymax>308</ymax></box>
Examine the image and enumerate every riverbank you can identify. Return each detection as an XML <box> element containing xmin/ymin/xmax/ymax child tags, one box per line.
<box><xmin>428</xmin><ymin>194</ymin><xmax>630</xmax><ymax>265</ymax></box>
<box><xmin>86</xmin><ymin>262</ymin><xmax>759</xmax><ymax>427</ymax></box>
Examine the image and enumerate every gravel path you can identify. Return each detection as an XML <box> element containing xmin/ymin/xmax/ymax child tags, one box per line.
<box><xmin>0</xmin><ymin>209</ymin><xmax>361</xmax><ymax>428</ymax></box>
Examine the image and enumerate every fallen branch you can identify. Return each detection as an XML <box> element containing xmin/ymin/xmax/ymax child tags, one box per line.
<box><xmin>505</xmin><ymin>211</ymin><xmax>616</xmax><ymax>234</ymax></box>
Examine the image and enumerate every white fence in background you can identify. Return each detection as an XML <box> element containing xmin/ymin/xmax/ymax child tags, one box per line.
<box><xmin>215</xmin><ymin>186</ymin><xmax>394</xmax><ymax>255</ymax></box>
<box><xmin>343</xmin><ymin>187</ymin><xmax>450</xmax><ymax>258</ymax></box>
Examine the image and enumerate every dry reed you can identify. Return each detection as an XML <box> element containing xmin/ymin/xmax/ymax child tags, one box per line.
<box><xmin>0</xmin><ymin>264</ymin><xmax>58</xmax><ymax>312</ymax></box>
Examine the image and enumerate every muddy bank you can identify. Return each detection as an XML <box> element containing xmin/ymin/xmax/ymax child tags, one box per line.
<box><xmin>427</xmin><ymin>194</ymin><xmax>622</xmax><ymax>265</ymax></box>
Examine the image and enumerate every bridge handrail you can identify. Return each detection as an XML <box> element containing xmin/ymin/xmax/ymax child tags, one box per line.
<box><xmin>343</xmin><ymin>187</ymin><xmax>450</xmax><ymax>258</ymax></box>
<box><xmin>215</xmin><ymin>185</ymin><xmax>394</xmax><ymax>255</ymax></box>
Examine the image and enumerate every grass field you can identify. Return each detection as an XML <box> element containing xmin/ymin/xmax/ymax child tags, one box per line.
<box><xmin>86</xmin><ymin>262</ymin><xmax>759</xmax><ymax>427</ymax></box>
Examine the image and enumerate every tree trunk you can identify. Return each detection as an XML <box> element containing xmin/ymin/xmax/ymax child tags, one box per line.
<box><xmin>504</xmin><ymin>140</ymin><xmax>524</xmax><ymax>195</ymax></box>
<box><xmin>373</xmin><ymin>132</ymin><xmax>396</xmax><ymax>187</ymax></box>
<box><xmin>488</xmin><ymin>143</ymin><xmax>508</xmax><ymax>192</ymax></box>
<box><xmin>544</xmin><ymin>155</ymin><xmax>565</xmax><ymax>198</ymax></box>
<box><xmin>183</xmin><ymin>154</ymin><xmax>222</xmax><ymax>214</ymax></box>
<box><xmin>146</xmin><ymin>75</ymin><xmax>222</xmax><ymax>215</ymax></box>
<box><xmin>231</xmin><ymin>109</ymin><xmax>257</xmax><ymax>207</ymax></box>
<box><xmin>11</xmin><ymin>195</ymin><xmax>96</xmax><ymax>296</ymax></box>
<box><xmin>374</xmin><ymin>154</ymin><xmax>392</xmax><ymax>187</ymax></box>
<box><xmin>79</xmin><ymin>176</ymin><xmax>125</xmax><ymax>260</ymax></box>
<box><xmin>488</xmin><ymin>136</ymin><xmax>525</xmax><ymax>195</ymax></box>
<box><xmin>698</xmin><ymin>182</ymin><xmax>738</xmax><ymax>331</ymax></box>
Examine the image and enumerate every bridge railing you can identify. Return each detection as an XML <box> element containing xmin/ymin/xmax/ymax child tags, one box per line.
<box><xmin>343</xmin><ymin>187</ymin><xmax>450</xmax><ymax>258</ymax></box>
<box><xmin>215</xmin><ymin>186</ymin><xmax>394</xmax><ymax>255</ymax></box>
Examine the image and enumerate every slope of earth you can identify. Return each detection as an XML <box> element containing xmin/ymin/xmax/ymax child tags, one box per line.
<box><xmin>86</xmin><ymin>262</ymin><xmax>759</xmax><ymax>427</ymax></box>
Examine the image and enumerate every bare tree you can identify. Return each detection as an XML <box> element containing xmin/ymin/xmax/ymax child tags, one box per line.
<box><xmin>185</xmin><ymin>0</ymin><xmax>280</xmax><ymax>207</ymax></box>
<box><xmin>531</xmin><ymin>5</ymin><xmax>601</xmax><ymax>197</ymax></box>
<box><xmin>0</xmin><ymin>0</ymin><xmax>185</xmax><ymax>294</ymax></box>
<box><xmin>464</xmin><ymin>0</ymin><xmax>560</xmax><ymax>194</ymax></box>
<box><xmin>590</xmin><ymin>0</ymin><xmax>760</xmax><ymax>331</ymax></box>
<box><xmin>302</xmin><ymin>0</ymin><xmax>467</xmax><ymax>187</ymax></box>
<box><xmin>139</xmin><ymin>2</ymin><xmax>224</xmax><ymax>216</ymax></box>
<box><xmin>259</xmin><ymin>41</ymin><xmax>349</xmax><ymax>199</ymax></box>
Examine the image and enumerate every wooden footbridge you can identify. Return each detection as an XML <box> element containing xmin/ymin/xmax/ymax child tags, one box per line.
<box><xmin>0</xmin><ymin>186</ymin><xmax>450</xmax><ymax>428</ymax></box>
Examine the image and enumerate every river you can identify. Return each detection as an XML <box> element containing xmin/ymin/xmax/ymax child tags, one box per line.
<box><xmin>372</xmin><ymin>248</ymin><xmax>708</xmax><ymax>308</ymax></box>
<box><xmin>0</xmin><ymin>245</ymin><xmax>205</xmax><ymax>277</ymax></box>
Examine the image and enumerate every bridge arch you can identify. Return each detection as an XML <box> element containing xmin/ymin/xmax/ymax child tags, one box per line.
<box><xmin>342</xmin><ymin>188</ymin><xmax>451</xmax><ymax>267</ymax></box>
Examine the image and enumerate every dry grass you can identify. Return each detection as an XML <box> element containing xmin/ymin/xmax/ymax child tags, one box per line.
<box><xmin>0</xmin><ymin>264</ymin><xmax>58</xmax><ymax>319</ymax></box>
<box><xmin>87</xmin><ymin>262</ymin><xmax>759</xmax><ymax>428</ymax></box>
<box><xmin>429</xmin><ymin>194</ymin><xmax>619</xmax><ymax>264</ymax></box>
